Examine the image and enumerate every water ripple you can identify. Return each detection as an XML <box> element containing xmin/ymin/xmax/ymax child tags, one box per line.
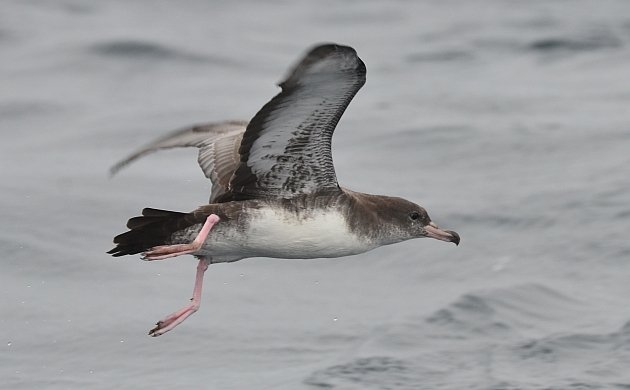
<box><xmin>528</xmin><ymin>34</ymin><xmax>623</xmax><ymax>54</ymax></box>
<box><xmin>305</xmin><ymin>356</ymin><xmax>414</xmax><ymax>390</ymax></box>
<box><xmin>406</xmin><ymin>49</ymin><xmax>474</xmax><ymax>63</ymax></box>
<box><xmin>86</xmin><ymin>40</ymin><xmax>224</xmax><ymax>64</ymax></box>
<box><xmin>0</xmin><ymin>101</ymin><xmax>63</xmax><ymax>119</ymax></box>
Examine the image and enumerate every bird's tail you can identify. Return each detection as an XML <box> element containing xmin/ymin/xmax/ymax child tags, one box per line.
<box><xmin>107</xmin><ymin>208</ymin><xmax>191</xmax><ymax>257</ymax></box>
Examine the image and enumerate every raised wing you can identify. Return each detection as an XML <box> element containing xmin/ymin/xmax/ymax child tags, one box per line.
<box><xmin>221</xmin><ymin>43</ymin><xmax>366</xmax><ymax>201</ymax></box>
<box><xmin>110</xmin><ymin>120</ymin><xmax>247</xmax><ymax>202</ymax></box>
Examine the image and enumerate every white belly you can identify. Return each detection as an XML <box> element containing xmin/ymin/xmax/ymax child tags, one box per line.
<box><xmin>202</xmin><ymin>208</ymin><xmax>375</xmax><ymax>262</ymax></box>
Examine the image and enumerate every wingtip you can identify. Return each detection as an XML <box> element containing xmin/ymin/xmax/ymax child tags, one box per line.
<box><xmin>109</xmin><ymin>160</ymin><xmax>127</xmax><ymax>178</ymax></box>
<box><xmin>279</xmin><ymin>43</ymin><xmax>364</xmax><ymax>91</ymax></box>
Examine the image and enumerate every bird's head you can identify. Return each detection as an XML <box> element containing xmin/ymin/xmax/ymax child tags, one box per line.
<box><xmin>372</xmin><ymin>196</ymin><xmax>460</xmax><ymax>246</ymax></box>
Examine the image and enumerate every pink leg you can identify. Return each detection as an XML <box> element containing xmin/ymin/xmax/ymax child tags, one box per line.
<box><xmin>142</xmin><ymin>214</ymin><xmax>220</xmax><ymax>261</ymax></box>
<box><xmin>149</xmin><ymin>257</ymin><xmax>209</xmax><ymax>337</ymax></box>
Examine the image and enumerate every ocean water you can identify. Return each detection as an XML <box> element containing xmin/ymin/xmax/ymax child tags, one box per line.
<box><xmin>2</xmin><ymin>0</ymin><xmax>630</xmax><ymax>388</ymax></box>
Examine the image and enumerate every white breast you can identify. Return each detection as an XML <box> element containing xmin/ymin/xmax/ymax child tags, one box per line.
<box><xmin>204</xmin><ymin>208</ymin><xmax>375</xmax><ymax>261</ymax></box>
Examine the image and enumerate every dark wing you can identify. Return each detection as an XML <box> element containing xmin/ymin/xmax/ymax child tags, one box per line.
<box><xmin>110</xmin><ymin>120</ymin><xmax>247</xmax><ymax>202</ymax></box>
<box><xmin>221</xmin><ymin>43</ymin><xmax>366</xmax><ymax>201</ymax></box>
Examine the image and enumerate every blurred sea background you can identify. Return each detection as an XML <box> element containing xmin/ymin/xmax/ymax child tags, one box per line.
<box><xmin>2</xmin><ymin>1</ymin><xmax>630</xmax><ymax>389</ymax></box>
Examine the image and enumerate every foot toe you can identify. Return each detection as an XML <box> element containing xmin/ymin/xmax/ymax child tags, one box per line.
<box><xmin>149</xmin><ymin>322</ymin><xmax>165</xmax><ymax>337</ymax></box>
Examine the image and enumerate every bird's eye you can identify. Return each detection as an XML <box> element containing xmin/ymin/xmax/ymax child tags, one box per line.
<box><xmin>409</xmin><ymin>211</ymin><xmax>420</xmax><ymax>221</ymax></box>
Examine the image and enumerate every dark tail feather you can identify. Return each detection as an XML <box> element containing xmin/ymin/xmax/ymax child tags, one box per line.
<box><xmin>107</xmin><ymin>208</ymin><xmax>191</xmax><ymax>257</ymax></box>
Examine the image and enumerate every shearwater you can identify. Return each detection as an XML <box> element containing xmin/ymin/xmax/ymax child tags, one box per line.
<box><xmin>108</xmin><ymin>43</ymin><xmax>460</xmax><ymax>337</ymax></box>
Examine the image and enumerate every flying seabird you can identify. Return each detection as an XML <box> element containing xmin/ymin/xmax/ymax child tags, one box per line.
<box><xmin>109</xmin><ymin>43</ymin><xmax>460</xmax><ymax>337</ymax></box>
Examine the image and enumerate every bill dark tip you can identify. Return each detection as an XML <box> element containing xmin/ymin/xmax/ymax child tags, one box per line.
<box><xmin>446</xmin><ymin>230</ymin><xmax>460</xmax><ymax>246</ymax></box>
<box><xmin>424</xmin><ymin>224</ymin><xmax>460</xmax><ymax>245</ymax></box>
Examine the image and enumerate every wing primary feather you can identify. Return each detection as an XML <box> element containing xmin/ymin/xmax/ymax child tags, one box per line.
<box><xmin>109</xmin><ymin>120</ymin><xmax>247</xmax><ymax>176</ymax></box>
<box><xmin>221</xmin><ymin>43</ymin><xmax>366</xmax><ymax>201</ymax></box>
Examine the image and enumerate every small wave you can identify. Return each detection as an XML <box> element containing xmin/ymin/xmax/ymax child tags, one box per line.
<box><xmin>528</xmin><ymin>34</ymin><xmax>622</xmax><ymax>53</ymax></box>
<box><xmin>616</xmin><ymin>209</ymin><xmax>630</xmax><ymax>219</ymax></box>
<box><xmin>426</xmin><ymin>293</ymin><xmax>511</xmax><ymax>337</ymax></box>
<box><xmin>503</xmin><ymin>320</ymin><xmax>630</xmax><ymax>386</ymax></box>
<box><xmin>406</xmin><ymin>49</ymin><xmax>473</xmax><ymax>63</ymax></box>
<box><xmin>86</xmin><ymin>40</ymin><xmax>216</xmax><ymax>64</ymax></box>
<box><xmin>304</xmin><ymin>356</ymin><xmax>413</xmax><ymax>389</ymax></box>
<box><xmin>426</xmin><ymin>284</ymin><xmax>584</xmax><ymax>338</ymax></box>
<box><xmin>0</xmin><ymin>28</ymin><xmax>10</xmax><ymax>43</ymax></box>
<box><xmin>0</xmin><ymin>101</ymin><xmax>63</xmax><ymax>118</ymax></box>
<box><xmin>449</xmin><ymin>211</ymin><xmax>555</xmax><ymax>229</ymax></box>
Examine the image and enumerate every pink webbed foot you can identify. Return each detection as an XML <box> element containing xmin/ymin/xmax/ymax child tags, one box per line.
<box><xmin>149</xmin><ymin>258</ymin><xmax>209</xmax><ymax>337</ymax></box>
<box><xmin>142</xmin><ymin>214</ymin><xmax>220</xmax><ymax>261</ymax></box>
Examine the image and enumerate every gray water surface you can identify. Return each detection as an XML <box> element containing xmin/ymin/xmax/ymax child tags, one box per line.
<box><xmin>2</xmin><ymin>1</ymin><xmax>630</xmax><ymax>389</ymax></box>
